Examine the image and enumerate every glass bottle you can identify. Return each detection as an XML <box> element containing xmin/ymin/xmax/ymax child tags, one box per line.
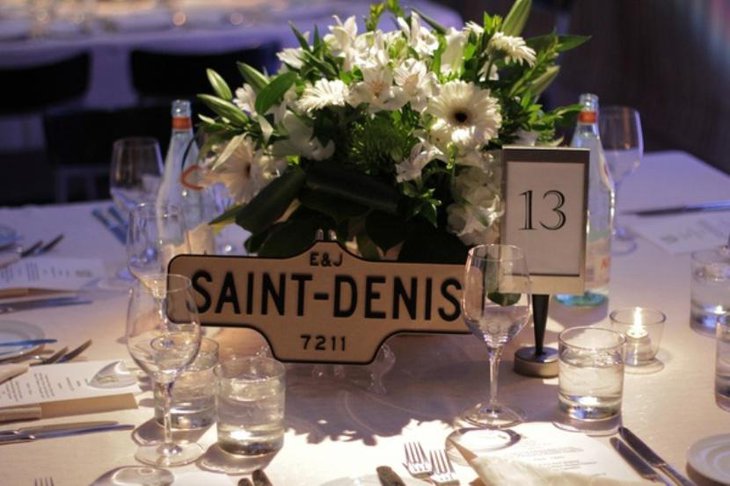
<box><xmin>556</xmin><ymin>93</ymin><xmax>614</xmax><ymax>307</ymax></box>
<box><xmin>156</xmin><ymin>100</ymin><xmax>215</xmax><ymax>255</ymax></box>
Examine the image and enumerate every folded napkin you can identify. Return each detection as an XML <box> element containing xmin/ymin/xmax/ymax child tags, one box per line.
<box><xmin>467</xmin><ymin>455</ymin><xmax>651</xmax><ymax>486</ymax></box>
<box><xmin>0</xmin><ymin>363</ymin><xmax>29</xmax><ymax>384</ymax></box>
<box><xmin>449</xmin><ymin>424</ymin><xmax>653</xmax><ymax>486</ymax></box>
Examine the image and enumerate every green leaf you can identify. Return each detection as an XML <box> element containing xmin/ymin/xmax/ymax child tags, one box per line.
<box><xmin>210</xmin><ymin>201</ymin><xmax>246</xmax><ymax>225</ymax></box>
<box><xmin>236</xmin><ymin>62</ymin><xmax>268</xmax><ymax>92</ymax></box>
<box><xmin>412</xmin><ymin>8</ymin><xmax>446</xmax><ymax>35</ymax></box>
<box><xmin>488</xmin><ymin>292</ymin><xmax>521</xmax><ymax>306</ymax></box>
<box><xmin>299</xmin><ymin>188</ymin><xmax>369</xmax><ymax>224</ymax></box>
<box><xmin>197</xmin><ymin>94</ymin><xmax>249</xmax><ymax>126</ymax></box>
<box><xmin>256</xmin><ymin>217</ymin><xmax>321</xmax><ymax>258</ymax></box>
<box><xmin>206</xmin><ymin>69</ymin><xmax>232</xmax><ymax>101</ymax></box>
<box><xmin>254</xmin><ymin>71</ymin><xmax>297</xmax><ymax>116</ymax></box>
<box><xmin>305</xmin><ymin>161</ymin><xmax>400</xmax><ymax>215</ymax></box>
<box><xmin>530</xmin><ymin>65</ymin><xmax>559</xmax><ymax>97</ymax></box>
<box><xmin>235</xmin><ymin>165</ymin><xmax>306</xmax><ymax>234</ymax></box>
<box><xmin>556</xmin><ymin>34</ymin><xmax>590</xmax><ymax>52</ymax></box>
<box><xmin>289</xmin><ymin>23</ymin><xmax>312</xmax><ymax>51</ymax></box>
<box><xmin>502</xmin><ymin>0</ymin><xmax>531</xmax><ymax>36</ymax></box>
<box><xmin>398</xmin><ymin>220</ymin><xmax>468</xmax><ymax>264</ymax></box>
<box><xmin>365</xmin><ymin>211</ymin><xmax>407</xmax><ymax>252</ymax></box>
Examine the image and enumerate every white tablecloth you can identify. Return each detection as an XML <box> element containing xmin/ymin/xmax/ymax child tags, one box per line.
<box><xmin>0</xmin><ymin>150</ymin><xmax>729</xmax><ymax>485</ymax></box>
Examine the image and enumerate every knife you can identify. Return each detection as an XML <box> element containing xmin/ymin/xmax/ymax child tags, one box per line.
<box><xmin>0</xmin><ymin>420</ymin><xmax>133</xmax><ymax>444</ymax></box>
<box><xmin>618</xmin><ymin>427</ymin><xmax>696</xmax><ymax>486</ymax></box>
<box><xmin>611</xmin><ymin>438</ymin><xmax>671</xmax><ymax>485</ymax></box>
<box><xmin>92</xmin><ymin>208</ymin><xmax>127</xmax><ymax>244</ymax></box>
<box><xmin>0</xmin><ymin>339</ymin><xmax>57</xmax><ymax>347</ymax></box>
<box><xmin>622</xmin><ymin>199</ymin><xmax>730</xmax><ymax>216</ymax></box>
<box><xmin>376</xmin><ymin>466</ymin><xmax>407</xmax><ymax>486</ymax></box>
<box><xmin>0</xmin><ymin>297</ymin><xmax>93</xmax><ymax>314</ymax></box>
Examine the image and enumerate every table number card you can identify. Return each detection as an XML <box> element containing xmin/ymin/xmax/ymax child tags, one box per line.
<box><xmin>501</xmin><ymin>146</ymin><xmax>589</xmax><ymax>294</ymax></box>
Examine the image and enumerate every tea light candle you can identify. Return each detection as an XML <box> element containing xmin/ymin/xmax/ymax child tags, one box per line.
<box><xmin>610</xmin><ymin>307</ymin><xmax>666</xmax><ymax>366</ymax></box>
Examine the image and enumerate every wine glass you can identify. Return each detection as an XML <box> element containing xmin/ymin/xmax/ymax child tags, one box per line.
<box><xmin>110</xmin><ymin>137</ymin><xmax>164</xmax><ymax>217</ymax></box>
<box><xmin>599</xmin><ymin>106</ymin><xmax>644</xmax><ymax>241</ymax></box>
<box><xmin>126</xmin><ymin>273</ymin><xmax>203</xmax><ymax>466</ymax></box>
<box><xmin>127</xmin><ymin>202</ymin><xmax>190</xmax><ymax>287</ymax></box>
<box><xmin>459</xmin><ymin>244</ymin><xmax>532</xmax><ymax>429</ymax></box>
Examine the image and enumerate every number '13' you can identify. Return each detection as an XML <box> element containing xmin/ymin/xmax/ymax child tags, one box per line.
<box><xmin>520</xmin><ymin>190</ymin><xmax>566</xmax><ymax>230</ymax></box>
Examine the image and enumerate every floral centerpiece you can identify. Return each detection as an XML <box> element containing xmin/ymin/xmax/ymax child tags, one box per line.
<box><xmin>199</xmin><ymin>0</ymin><xmax>586</xmax><ymax>263</ymax></box>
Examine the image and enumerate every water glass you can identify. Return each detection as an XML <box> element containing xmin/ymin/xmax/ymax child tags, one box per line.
<box><xmin>691</xmin><ymin>247</ymin><xmax>730</xmax><ymax>336</ymax></box>
<box><xmin>609</xmin><ymin>307</ymin><xmax>665</xmax><ymax>366</ymax></box>
<box><xmin>558</xmin><ymin>326</ymin><xmax>625</xmax><ymax>422</ymax></box>
<box><xmin>155</xmin><ymin>337</ymin><xmax>219</xmax><ymax>429</ymax></box>
<box><xmin>215</xmin><ymin>356</ymin><xmax>286</xmax><ymax>460</ymax></box>
<box><xmin>716</xmin><ymin>316</ymin><xmax>730</xmax><ymax>411</ymax></box>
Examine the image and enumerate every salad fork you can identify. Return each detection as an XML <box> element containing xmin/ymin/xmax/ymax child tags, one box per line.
<box><xmin>403</xmin><ymin>441</ymin><xmax>432</xmax><ymax>478</ymax></box>
<box><xmin>429</xmin><ymin>449</ymin><xmax>459</xmax><ymax>485</ymax></box>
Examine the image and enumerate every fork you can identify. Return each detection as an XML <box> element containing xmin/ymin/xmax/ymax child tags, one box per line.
<box><xmin>30</xmin><ymin>347</ymin><xmax>68</xmax><ymax>366</ymax></box>
<box><xmin>0</xmin><ymin>234</ymin><xmax>64</xmax><ymax>269</ymax></box>
<box><xmin>34</xmin><ymin>478</ymin><xmax>54</xmax><ymax>486</ymax></box>
<box><xmin>403</xmin><ymin>441</ymin><xmax>432</xmax><ymax>478</ymax></box>
<box><xmin>429</xmin><ymin>449</ymin><xmax>459</xmax><ymax>485</ymax></box>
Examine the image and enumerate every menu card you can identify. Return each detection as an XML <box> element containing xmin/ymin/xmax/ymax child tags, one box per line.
<box><xmin>0</xmin><ymin>257</ymin><xmax>105</xmax><ymax>303</ymax></box>
<box><xmin>0</xmin><ymin>360</ymin><xmax>140</xmax><ymax>421</ymax></box>
<box><xmin>629</xmin><ymin>213</ymin><xmax>730</xmax><ymax>254</ymax></box>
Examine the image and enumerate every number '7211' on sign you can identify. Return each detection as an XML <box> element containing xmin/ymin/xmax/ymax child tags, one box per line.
<box><xmin>501</xmin><ymin>146</ymin><xmax>589</xmax><ymax>296</ymax></box>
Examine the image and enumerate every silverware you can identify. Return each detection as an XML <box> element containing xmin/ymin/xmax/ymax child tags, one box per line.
<box><xmin>0</xmin><ymin>234</ymin><xmax>65</xmax><ymax>269</ymax></box>
<box><xmin>623</xmin><ymin>199</ymin><xmax>730</xmax><ymax>216</ymax></box>
<box><xmin>429</xmin><ymin>449</ymin><xmax>459</xmax><ymax>485</ymax></box>
<box><xmin>403</xmin><ymin>441</ymin><xmax>432</xmax><ymax>478</ymax></box>
<box><xmin>0</xmin><ymin>420</ymin><xmax>133</xmax><ymax>444</ymax></box>
<box><xmin>92</xmin><ymin>208</ymin><xmax>127</xmax><ymax>244</ymax></box>
<box><xmin>252</xmin><ymin>469</ymin><xmax>273</xmax><ymax>486</ymax></box>
<box><xmin>34</xmin><ymin>478</ymin><xmax>54</xmax><ymax>486</ymax></box>
<box><xmin>29</xmin><ymin>346</ymin><xmax>67</xmax><ymax>366</ymax></box>
<box><xmin>376</xmin><ymin>466</ymin><xmax>407</xmax><ymax>486</ymax></box>
<box><xmin>611</xmin><ymin>438</ymin><xmax>672</xmax><ymax>485</ymax></box>
<box><xmin>0</xmin><ymin>338</ymin><xmax>56</xmax><ymax>347</ymax></box>
<box><xmin>618</xmin><ymin>427</ymin><xmax>696</xmax><ymax>486</ymax></box>
<box><xmin>0</xmin><ymin>297</ymin><xmax>93</xmax><ymax>314</ymax></box>
<box><xmin>57</xmin><ymin>339</ymin><xmax>92</xmax><ymax>363</ymax></box>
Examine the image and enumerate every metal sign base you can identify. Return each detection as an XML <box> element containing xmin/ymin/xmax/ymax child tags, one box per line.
<box><xmin>514</xmin><ymin>346</ymin><xmax>558</xmax><ymax>377</ymax></box>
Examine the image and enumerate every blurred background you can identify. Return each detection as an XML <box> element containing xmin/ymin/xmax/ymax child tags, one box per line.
<box><xmin>1</xmin><ymin>0</ymin><xmax>728</xmax><ymax>206</ymax></box>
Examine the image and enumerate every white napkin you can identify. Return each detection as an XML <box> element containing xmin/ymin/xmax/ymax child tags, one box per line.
<box><xmin>468</xmin><ymin>455</ymin><xmax>651</xmax><ymax>486</ymax></box>
<box><xmin>0</xmin><ymin>362</ymin><xmax>29</xmax><ymax>384</ymax></box>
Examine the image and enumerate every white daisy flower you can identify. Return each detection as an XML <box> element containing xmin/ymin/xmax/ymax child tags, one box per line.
<box><xmin>297</xmin><ymin>79</ymin><xmax>349</xmax><ymax>112</ymax></box>
<box><xmin>347</xmin><ymin>64</ymin><xmax>405</xmax><ymax>113</ymax></box>
<box><xmin>395</xmin><ymin>142</ymin><xmax>442</xmax><ymax>182</ymax></box>
<box><xmin>428</xmin><ymin>80</ymin><xmax>502</xmax><ymax>150</ymax></box>
<box><xmin>489</xmin><ymin>32</ymin><xmax>536</xmax><ymax>65</ymax></box>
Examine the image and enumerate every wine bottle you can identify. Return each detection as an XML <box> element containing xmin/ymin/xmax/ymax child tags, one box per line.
<box><xmin>556</xmin><ymin>93</ymin><xmax>614</xmax><ymax>307</ymax></box>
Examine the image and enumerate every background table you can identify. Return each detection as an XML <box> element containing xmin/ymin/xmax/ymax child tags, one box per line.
<box><xmin>0</xmin><ymin>150</ymin><xmax>729</xmax><ymax>485</ymax></box>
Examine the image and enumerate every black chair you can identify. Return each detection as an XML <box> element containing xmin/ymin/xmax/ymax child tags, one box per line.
<box><xmin>44</xmin><ymin>105</ymin><xmax>170</xmax><ymax>202</ymax></box>
<box><xmin>129</xmin><ymin>43</ymin><xmax>280</xmax><ymax>110</ymax></box>
<box><xmin>0</xmin><ymin>53</ymin><xmax>91</xmax><ymax>205</ymax></box>
<box><xmin>0</xmin><ymin>52</ymin><xmax>90</xmax><ymax>115</ymax></box>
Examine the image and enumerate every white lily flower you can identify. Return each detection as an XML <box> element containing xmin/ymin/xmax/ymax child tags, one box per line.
<box><xmin>347</xmin><ymin>63</ymin><xmax>405</xmax><ymax>113</ymax></box>
<box><xmin>441</xmin><ymin>28</ymin><xmax>467</xmax><ymax>75</ymax></box>
<box><xmin>272</xmin><ymin>112</ymin><xmax>335</xmax><ymax>161</ymax></box>
<box><xmin>395</xmin><ymin>141</ymin><xmax>442</xmax><ymax>182</ymax></box>
<box><xmin>394</xmin><ymin>59</ymin><xmax>436</xmax><ymax>113</ymax></box>
<box><xmin>397</xmin><ymin>12</ymin><xmax>438</xmax><ymax>57</ymax></box>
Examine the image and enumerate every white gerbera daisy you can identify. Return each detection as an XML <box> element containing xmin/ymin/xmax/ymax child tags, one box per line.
<box><xmin>428</xmin><ymin>80</ymin><xmax>502</xmax><ymax>150</ymax></box>
<box><xmin>489</xmin><ymin>32</ymin><xmax>536</xmax><ymax>66</ymax></box>
<box><xmin>297</xmin><ymin>79</ymin><xmax>349</xmax><ymax>112</ymax></box>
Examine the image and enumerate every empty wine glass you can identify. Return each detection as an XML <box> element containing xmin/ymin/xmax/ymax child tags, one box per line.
<box><xmin>126</xmin><ymin>273</ymin><xmax>203</xmax><ymax>466</ymax></box>
<box><xmin>459</xmin><ymin>244</ymin><xmax>532</xmax><ymax>429</ymax></box>
<box><xmin>599</xmin><ymin>106</ymin><xmax>643</xmax><ymax>241</ymax></box>
<box><xmin>127</xmin><ymin>202</ymin><xmax>190</xmax><ymax>287</ymax></box>
<box><xmin>110</xmin><ymin>137</ymin><xmax>164</xmax><ymax>217</ymax></box>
